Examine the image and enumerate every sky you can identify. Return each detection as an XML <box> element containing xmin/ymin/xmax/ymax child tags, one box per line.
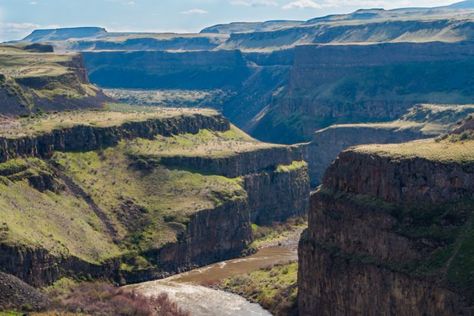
<box><xmin>0</xmin><ymin>0</ymin><xmax>461</xmax><ymax>41</ymax></box>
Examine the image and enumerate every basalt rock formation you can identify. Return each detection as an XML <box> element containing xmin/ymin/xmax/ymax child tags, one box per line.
<box><xmin>302</xmin><ymin>103</ymin><xmax>474</xmax><ymax>186</ymax></box>
<box><xmin>298</xmin><ymin>127</ymin><xmax>474</xmax><ymax>315</ymax></box>
<box><xmin>0</xmin><ymin>108</ymin><xmax>309</xmax><ymax>289</ymax></box>
<box><xmin>0</xmin><ymin>45</ymin><xmax>108</xmax><ymax>116</ymax></box>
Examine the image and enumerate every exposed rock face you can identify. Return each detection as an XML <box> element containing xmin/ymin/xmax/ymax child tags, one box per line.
<box><xmin>0</xmin><ymin>174</ymin><xmax>251</xmax><ymax>289</ymax></box>
<box><xmin>324</xmin><ymin>150</ymin><xmax>474</xmax><ymax>203</ymax></box>
<box><xmin>243</xmin><ymin>164</ymin><xmax>309</xmax><ymax>225</ymax></box>
<box><xmin>302</xmin><ymin>124</ymin><xmax>428</xmax><ymax>187</ymax></box>
<box><xmin>253</xmin><ymin>42</ymin><xmax>474</xmax><ymax>144</ymax></box>
<box><xmin>0</xmin><ymin>113</ymin><xmax>309</xmax><ymax>289</ymax></box>
<box><xmin>0</xmin><ymin>272</ymin><xmax>49</xmax><ymax>311</ymax></box>
<box><xmin>0</xmin><ymin>113</ymin><xmax>229</xmax><ymax>162</ymax></box>
<box><xmin>83</xmin><ymin>50</ymin><xmax>251</xmax><ymax>89</ymax></box>
<box><xmin>129</xmin><ymin>199</ymin><xmax>252</xmax><ymax>284</ymax></box>
<box><xmin>81</xmin><ymin>41</ymin><xmax>474</xmax><ymax>145</ymax></box>
<box><xmin>160</xmin><ymin>146</ymin><xmax>301</xmax><ymax>178</ymax></box>
<box><xmin>298</xmin><ymin>147</ymin><xmax>474</xmax><ymax>315</ymax></box>
<box><xmin>0</xmin><ymin>47</ymin><xmax>109</xmax><ymax>116</ymax></box>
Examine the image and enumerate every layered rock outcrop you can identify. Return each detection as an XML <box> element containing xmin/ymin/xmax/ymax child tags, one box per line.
<box><xmin>0</xmin><ymin>111</ymin><xmax>309</xmax><ymax>289</ymax></box>
<box><xmin>0</xmin><ymin>45</ymin><xmax>109</xmax><ymax>116</ymax></box>
<box><xmin>299</xmin><ymin>139</ymin><xmax>474</xmax><ymax>315</ymax></box>
<box><xmin>0</xmin><ymin>113</ymin><xmax>229</xmax><ymax>163</ymax></box>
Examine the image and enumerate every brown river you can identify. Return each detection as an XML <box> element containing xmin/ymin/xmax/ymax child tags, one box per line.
<box><xmin>128</xmin><ymin>229</ymin><xmax>302</xmax><ymax>316</ymax></box>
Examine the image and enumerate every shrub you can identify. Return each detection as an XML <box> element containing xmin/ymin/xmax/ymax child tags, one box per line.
<box><xmin>49</xmin><ymin>282</ymin><xmax>190</xmax><ymax>316</ymax></box>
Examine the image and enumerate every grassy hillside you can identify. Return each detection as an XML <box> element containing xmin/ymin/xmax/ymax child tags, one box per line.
<box><xmin>0</xmin><ymin>103</ymin><xmax>217</xmax><ymax>138</ymax></box>
<box><xmin>0</xmin><ymin>106</ymin><xmax>307</xmax><ymax>282</ymax></box>
<box><xmin>0</xmin><ymin>45</ymin><xmax>106</xmax><ymax>116</ymax></box>
<box><xmin>355</xmin><ymin>134</ymin><xmax>474</xmax><ymax>163</ymax></box>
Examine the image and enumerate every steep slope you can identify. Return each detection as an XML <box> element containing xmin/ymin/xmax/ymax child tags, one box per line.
<box><xmin>75</xmin><ymin>39</ymin><xmax>474</xmax><ymax>145</ymax></box>
<box><xmin>252</xmin><ymin>41</ymin><xmax>474</xmax><ymax>144</ymax></box>
<box><xmin>83</xmin><ymin>50</ymin><xmax>250</xmax><ymax>89</ymax></box>
<box><xmin>0</xmin><ymin>45</ymin><xmax>108</xmax><ymax>116</ymax></box>
<box><xmin>303</xmin><ymin>103</ymin><xmax>474</xmax><ymax>186</ymax></box>
<box><xmin>299</xmin><ymin>119</ymin><xmax>474</xmax><ymax>315</ymax></box>
<box><xmin>23</xmin><ymin>27</ymin><xmax>107</xmax><ymax>42</ymax></box>
<box><xmin>0</xmin><ymin>105</ymin><xmax>309</xmax><ymax>288</ymax></box>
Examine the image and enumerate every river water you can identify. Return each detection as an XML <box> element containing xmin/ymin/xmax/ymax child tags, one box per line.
<box><xmin>129</xmin><ymin>229</ymin><xmax>302</xmax><ymax>316</ymax></box>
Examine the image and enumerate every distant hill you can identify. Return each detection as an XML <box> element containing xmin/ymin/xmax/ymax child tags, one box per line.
<box><xmin>0</xmin><ymin>44</ymin><xmax>108</xmax><ymax>116</ymax></box>
<box><xmin>447</xmin><ymin>0</ymin><xmax>474</xmax><ymax>9</ymax></box>
<box><xmin>23</xmin><ymin>27</ymin><xmax>107</xmax><ymax>42</ymax></box>
<box><xmin>200</xmin><ymin>20</ymin><xmax>303</xmax><ymax>34</ymax></box>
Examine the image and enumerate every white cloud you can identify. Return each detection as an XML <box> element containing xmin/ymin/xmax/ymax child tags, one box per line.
<box><xmin>0</xmin><ymin>22</ymin><xmax>61</xmax><ymax>42</ymax></box>
<box><xmin>30</xmin><ymin>1</ymin><xmax>38</xmax><ymax>5</ymax></box>
<box><xmin>180</xmin><ymin>8</ymin><xmax>208</xmax><ymax>15</ymax></box>
<box><xmin>230</xmin><ymin>0</ymin><xmax>278</xmax><ymax>7</ymax></box>
<box><xmin>282</xmin><ymin>0</ymin><xmax>321</xmax><ymax>9</ymax></box>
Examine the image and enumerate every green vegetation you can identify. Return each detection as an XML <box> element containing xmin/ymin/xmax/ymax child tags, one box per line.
<box><xmin>127</xmin><ymin>125</ymin><xmax>279</xmax><ymax>159</ymax></box>
<box><xmin>220</xmin><ymin>262</ymin><xmax>298</xmax><ymax>316</ymax></box>
<box><xmin>251</xmin><ymin>216</ymin><xmax>307</xmax><ymax>249</ymax></box>
<box><xmin>0</xmin><ymin>45</ymin><xmax>100</xmax><ymax>109</ymax></box>
<box><xmin>0</xmin><ymin>45</ymin><xmax>70</xmax><ymax>79</ymax></box>
<box><xmin>355</xmin><ymin>138</ymin><xmax>474</xmax><ymax>164</ymax></box>
<box><xmin>322</xmin><ymin>189</ymin><xmax>474</xmax><ymax>300</ymax></box>
<box><xmin>52</xmin><ymin>140</ymin><xmax>246</xmax><ymax>252</ymax></box>
<box><xmin>0</xmin><ymin>158</ymin><xmax>121</xmax><ymax>263</ymax></box>
<box><xmin>276</xmin><ymin>161</ymin><xmax>307</xmax><ymax>173</ymax></box>
<box><xmin>0</xmin><ymin>122</ymin><xmax>257</xmax><ymax>266</ymax></box>
<box><xmin>0</xmin><ymin>105</ymin><xmax>218</xmax><ymax>138</ymax></box>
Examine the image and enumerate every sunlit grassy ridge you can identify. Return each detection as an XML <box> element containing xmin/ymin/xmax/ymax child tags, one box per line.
<box><xmin>0</xmin><ymin>44</ymin><xmax>105</xmax><ymax>114</ymax></box>
<box><xmin>0</xmin><ymin>46</ymin><xmax>71</xmax><ymax>78</ymax></box>
<box><xmin>127</xmin><ymin>125</ymin><xmax>280</xmax><ymax>159</ymax></box>
<box><xmin>354</xmin><ymin>138</ymin><xmax>474</xmax><ymax>164</ymax></box>
<box><xmin>0</xmin><ymin>158</ymin><xmax>121</xmax><ymax>263</ymax></box>
<box><xmin>0</xmin><ymin>104</ymin><xmax>218</xmax><ymax>138</ymax></box>
<box><xmin>52</xmin><ymin>142</ymin><xmax>246</xmax><ymax>252</ymax></box>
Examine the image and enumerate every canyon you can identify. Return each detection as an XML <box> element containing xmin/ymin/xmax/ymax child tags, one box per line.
<box><xmin>299</xmin><ymin>117</ymin><xmax>474</xmax><ymax>315</ymax></box>
<box><xmin>1</xmin><ymin>1</ymin><xmax>474</xmax><ymax>314</ymax></box>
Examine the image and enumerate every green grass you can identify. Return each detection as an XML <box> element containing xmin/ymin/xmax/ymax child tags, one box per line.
<box><xmin>0</xmin><ymin>158</ymin><xmax>121</xmax><ymax>263</ymax></box>
<box><xmin>220</xmin><ymin>262</ymin><xmax>298</xmax><ymax>316</ymax></box>
<box><xmin>0</xmin><ymin>45</ymin><xmax>71</xmax><ymax>79</ymax></box>
<box><xmin>0</xmin><ymin>106</ymin><xmax>219</xmax><ymax>138</ymax></box>
<box><xmin>354</xmin><ymin>138</ymin><xmax>474</xmax><ymax>164</ymax></box>
<box><xmin>52</xmin><ymin>139</ymin><xmax>246</xmax><ymax>252</ymax></box>
<box><xmin>276</xmin><ymin>161</ymin><xmax>307</xmax><ymax>173</ymax></box>
<box><xmin>250</xmin><ymin>216</ymin><xmax>307</xmax><ymax>249</ymax></box>
<box><xmin>0</xmin><ymin>127</ymin><xmax>254</xmax><ymax>265</ymax></box>
<box><xmin>126</xmin><ymin>125</ymin><xmax>280</xmax><ymax>159</ymax></box>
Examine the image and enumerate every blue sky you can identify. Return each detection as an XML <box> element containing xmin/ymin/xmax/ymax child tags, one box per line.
<box><xmin>0</xmin><ymin>0</ymin><xmax>460</xmax><ymax>41</ymax></box>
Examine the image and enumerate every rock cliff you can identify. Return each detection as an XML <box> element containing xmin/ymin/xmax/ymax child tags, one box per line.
<box><xmin>298</xmin><ymin>134</ymin><xmax>474</xmax><ymax>315</ymax></box>
<box><xmin>302</xmin><ymin>104</ymin><xmax>474</xmax><ymax>186</ymax></box>
<box><xmin>0</xmin><ymin>109</ymin><xmax>309</xmax><ymax>289</ymax></box>
<box><xmin>0</xmin><ymin>45</ymin><xmax>109</xmax><ymax>116</ymax></box>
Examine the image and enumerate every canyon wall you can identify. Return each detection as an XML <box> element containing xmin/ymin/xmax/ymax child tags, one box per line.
<box><xmin>81</xmin><ymin>42</ymin><xmax>474</xmax><ymax>145</ymax></box>
<box><xmin>0</xmin><ymin>113</ymin><xmax>229</xmax><ymax>163</ymax></box>
<box><xmin>0</xmin><ymin>48</ymin><xmax>109</xmax><ymax>116</ymax></box>
<box><xmin>302</xmin><ymin>124</ymin><xmax>429</xmax><ymax>186</ymax></box>
<box><xmin>83</xmin><ymin>50</ymin><xmax>251</xmax><ymax>90</ymax></box>
<box><xmin>252</xmin><ymin>42</ymin><xmax>474</xmax><ymax>144</ymax></box>
<box><xmin>298</xmin><ymin>146</ymin><xmax>474</xmax><ymax>315</ymax></box>
<box><xmin>0</xmin><ymin>113</ymin><xmax>309</xmax><ymax>288</ymax></box>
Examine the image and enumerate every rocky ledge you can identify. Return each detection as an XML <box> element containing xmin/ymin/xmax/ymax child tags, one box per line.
<box><xmin>299</xmin><ymin>133</ymin><xmax>474</xmax><ymax>315</ymax></box>
<box><xmin>0</xmin><ymin>110</ymin><xmax>309</xmax><ymax>289</ymax></box>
